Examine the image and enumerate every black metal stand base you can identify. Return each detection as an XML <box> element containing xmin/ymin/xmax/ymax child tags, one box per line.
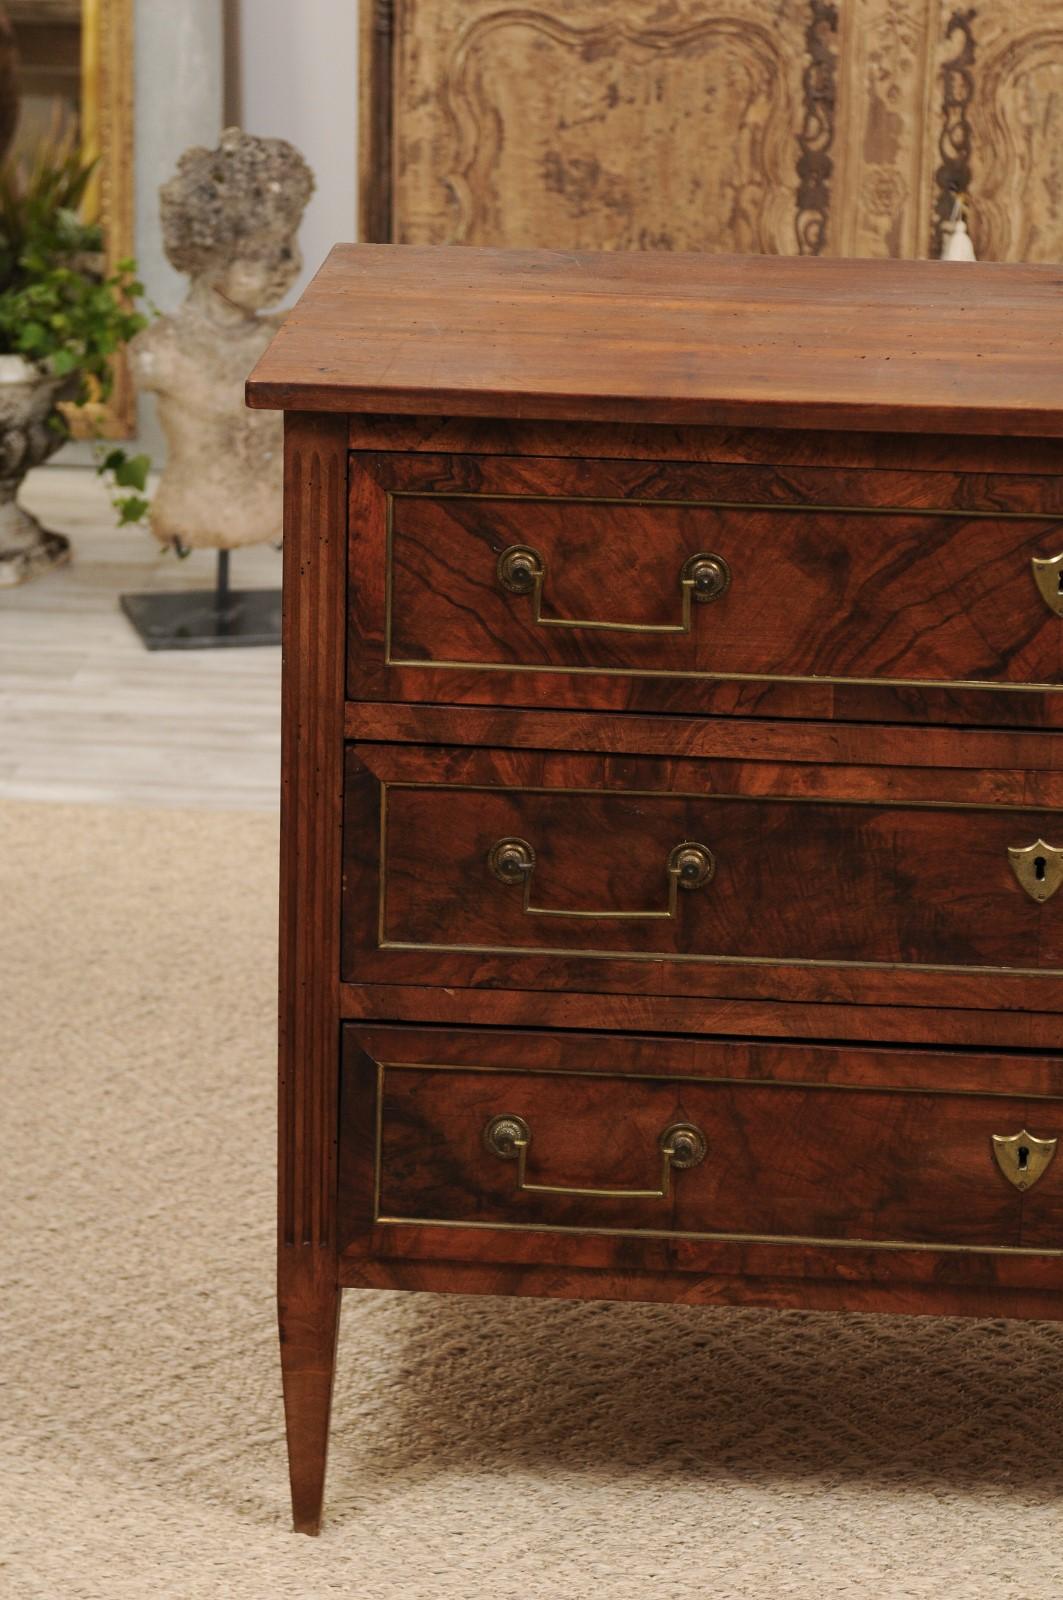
<box><xmin>120</xmin><ymin>550</ymin><xmax>281</xmax><ymax>650</ymax></box>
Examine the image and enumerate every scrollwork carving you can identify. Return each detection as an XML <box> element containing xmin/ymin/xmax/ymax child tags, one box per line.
<box><xmin>932</xmin><ymin>7</ymin><xmax>976</xmax><ymax>257</ymax></box>
<box><xmin>969</xmin><ymin>10</ymin><xmax>1063</xmax><ymax>261</ymax></box>
<box><xmin>795</xmin><ymin>0</ymin><xmax>838</xmax><ymax>255</ymax></box>
<box><xmin>401</xmin><ymin>2</ymin><xmax>807</xmax><ymax>254</ymax></box>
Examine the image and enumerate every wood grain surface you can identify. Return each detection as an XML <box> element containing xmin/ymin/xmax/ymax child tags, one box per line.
<box><xmin>277</xmin><ymin>414</ymin><xmax>349</xmax><ymax>1535</ymax></box>
<box><xmin>342</xmin><ymin>741</ymin><xmax>1063</xmax><ymax>1013</ymax></box>
<box><xmin>337</xmin><ymin>981</ymin><xmax>1063</xmax><ymax>1053</ymax></box>
<box><xmin>337</xmin><ymin>1025</ymin><xmax>1063</xmax><ymax>1308</ymax></box>
<box><xmin>339</xmin><ymin>1254</ymin><xmax>1063</xmax><ymax>1323</ymax></box>
<box><xmin>342</xmin><ymin>703</ymin><xmax>1063</xmax><ymax>775</ymax></box>
<box><xmin>348</xmin><ymin>450</ymin><xmax>1063</xmax><ymax>726</ymax></box>
<box><xmin>376</xmin><ymin>1066</ymin><xmax>1027</xmax><ymax>1248</ymax></box>
<box><xmin>267</xmin><ymin>245</ymin><xmax>1063</xmax><ymax>1533</ymax></box>
<box><xmin>346</xmin><ymin>415</ymin><xmax>1063</xmax><ymax>478</ymax></box>
<box><xmin>245</xmin><ymin>246</ymin><xmax>1063</xmax><ymax>436</ymax></box>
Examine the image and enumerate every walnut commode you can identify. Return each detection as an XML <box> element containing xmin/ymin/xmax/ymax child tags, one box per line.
<box><xmin>248</xmin><ymin>244</ymin><xmax>1063</xmax><ymax>1533</ymax></box>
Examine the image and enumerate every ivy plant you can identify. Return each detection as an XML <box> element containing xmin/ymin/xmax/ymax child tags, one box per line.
<box><xmin>0</xmin><ymin>139</ymin><xmax>152</xmax><ymax>523</ymax></box>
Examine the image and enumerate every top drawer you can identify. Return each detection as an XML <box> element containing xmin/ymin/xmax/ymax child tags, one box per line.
<box><xmin>348</xmin><ymin>452</ymin><xmax>1063</xmax><ymax>727</ymax></box>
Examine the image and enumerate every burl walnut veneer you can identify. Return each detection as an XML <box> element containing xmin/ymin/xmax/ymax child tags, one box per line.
<box><xmin>247</xmin><ymin>245</ymin><xmax>1063</xmax><ymax>1533</ymax></box>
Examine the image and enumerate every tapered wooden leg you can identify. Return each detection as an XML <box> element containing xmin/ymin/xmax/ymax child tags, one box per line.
<box><xmin>279</xmin><ymin>1249</ymin><xmax>341</xmax><ymax>1535</ymax></box>
<box><xmin>276</xmin><ymin>416</ymin><xmax>349</xmax><ymax>1535</ymax></box>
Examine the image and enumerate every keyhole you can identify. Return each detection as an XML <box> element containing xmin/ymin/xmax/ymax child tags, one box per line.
<box><xmin>1018</xmin><ymin>1144</ymin><xmax>1030</xmax><ymax>1172</ymax></box>
<box><xmin>1056</xmin><ymin>572</ymin><xmax>1063</xmax><ymax>594</ymax></box>
<box><xmin>1036</xmin><ymin>856</ymin><xmax>1047</xmax><ymax>882</ymax></box>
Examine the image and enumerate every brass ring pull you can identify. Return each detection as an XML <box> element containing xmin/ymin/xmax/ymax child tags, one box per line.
<box><xmin>487</xmin><ymin>837</ymin><xmax>715</xmax><ymax>920</ymax></box>
<box><xmin>991</xmin><ymin>1129</ymin><xmax>1058</xmax><ymax>1191</ymax></box>
<box><xmin>483</xmin><ymin>1114</ymin><xmax>707</xmax><ymax>1199</ymax></box>
<box><xmin>497</xmin><ymin>544</ymin><xmax>730</xmax><ymax>634</ymax></box>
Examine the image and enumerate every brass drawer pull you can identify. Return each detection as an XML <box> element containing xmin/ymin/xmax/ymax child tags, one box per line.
<box><xmin>497</xmin><ymin>543</ymin><xmax>730</xmax><ymax>634</ymax></box>
<box><xmin>1032</xmin><ymin>552</ymin><xmax>1063</xmax><ymax>616</ymax></box>
<box><xmin>1007</xmin><ymin>838</ymin><xmax>1063</xmax><ymax>902</ymax></box>
<box><xmin>487</xmin><ymin>837</ymin><xmax>715</xmax><ymax>920</ymax></box>
<box><xmin>484</xmin><ymin>1114</ymin><xmax>707</xmax><ymax>1199</ymax></box>
<box><xmin>991</xmin><ymin>1129</ymin><xmax>1058</xmax><ymax>1191</ymax></box>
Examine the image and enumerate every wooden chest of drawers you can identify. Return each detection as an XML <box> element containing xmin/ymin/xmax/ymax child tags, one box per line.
<box><xmin>248</xmin><ymin>245</ymin><xmax>1063</xmax><ymax>1534</ymax></box>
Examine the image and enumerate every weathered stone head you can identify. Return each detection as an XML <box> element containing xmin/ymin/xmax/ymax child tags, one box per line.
<box><xmin>159</xmin><ymin>126</ymin><xmax>315</xmax><ymax>311</ymax></box>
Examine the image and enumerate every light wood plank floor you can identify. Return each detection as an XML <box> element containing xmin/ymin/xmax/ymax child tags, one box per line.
<box><xmin>0</xmin><ymin>467</ymin><xmax>282</xmax><ymax>810</ymax></box>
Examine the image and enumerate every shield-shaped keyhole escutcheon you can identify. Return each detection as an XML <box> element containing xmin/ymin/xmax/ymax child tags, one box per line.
<box><xmin>1032</xmin><ymin>552</ymin><xmax>1063</xmax><ymax>616</ymax></box>
<box><xmin>1007</xmin><ymin>840</ymin><xmax>1063</xmax><ymax>903</ymax></box>
<box><xmin>992</xmin><ymin>1130</ymin><xmax>1058</xmax><ymax>1192</ymax></box>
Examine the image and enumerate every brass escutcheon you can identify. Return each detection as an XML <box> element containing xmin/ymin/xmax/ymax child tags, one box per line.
<box><xmin>1007</xmin><ymin>839</ymin><xmax>1063</xmax><ymax>903</ymax></box>
<box><xmin>991</xmin><ymin>1129</ymin><xmax>1058</xmax><ymax>1192</ymax></box>
<box><xmin>1031</xmin><ymin>552</ymin><xmax>1063</xmax><ymax>617</ymax></box>
<box><xmin>483</xmin><ymin>1113</ymin><xmax>707</xmax><ymax>1199</ymax></box>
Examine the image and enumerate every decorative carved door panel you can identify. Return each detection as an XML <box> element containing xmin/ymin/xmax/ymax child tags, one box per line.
<box><xmin>359</xmin><ymin>1</ymin><xmax>1063</xmax><ymax>260</ymax></box>
<box><xmin>968</xmin><ymin>0</ymin><xmax>1063</xmax><ymax>262</ymax></box>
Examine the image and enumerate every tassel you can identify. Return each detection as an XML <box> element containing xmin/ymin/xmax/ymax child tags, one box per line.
<box><xmin>941</xmin><ymin>194</ymin><xmax>977</xmax><ymax>261</ymax></box>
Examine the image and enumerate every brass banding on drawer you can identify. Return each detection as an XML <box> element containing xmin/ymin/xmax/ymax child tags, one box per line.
<box><xmin>365</xmin><ymin>1050</ymin><xmax>1063</xmax><ymax>1253</ymax></box>
<box><xmin>343</xmin><ymin>746</ymin><xmax>1063</xmax><ymax>1009</ymax></box>
<box><xmin>348</xmin><ymin>451</ymin><xmax>1063</xmax><ymax>725</ymax></box>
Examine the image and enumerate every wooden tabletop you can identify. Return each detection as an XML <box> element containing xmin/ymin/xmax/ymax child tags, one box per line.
<box><xmin>246</xmin><ymin>244</ymin><xmax>1063</xmax><ymax>436</ymax></box>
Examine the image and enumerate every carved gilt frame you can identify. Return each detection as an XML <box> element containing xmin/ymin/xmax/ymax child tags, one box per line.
<box><xmin>72</xmin><ymin>0</ymin><xmax>136</xmax><ymax>438</ymax></box>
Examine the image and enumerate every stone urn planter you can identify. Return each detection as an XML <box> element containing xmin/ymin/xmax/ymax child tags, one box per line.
<box><xmin>0</xmin><ymin>355</ymin><xmax>77</xmax><ymax>587</ymax></box>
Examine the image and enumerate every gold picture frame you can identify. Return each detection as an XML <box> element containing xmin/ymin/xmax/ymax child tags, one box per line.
<box><xmin>75</xmin><ymin>0</ymin><xmax>136</xmax><ymax>438</ymax></box>
<box><xmin>8</xmin><ymin>0</ymin><xmax>136</xmax><ymax>437</ymax></box>
<box><xmin>9</xmin><ymin>0</ymin><xmax>136</xmax><ymax>435</ymax></box>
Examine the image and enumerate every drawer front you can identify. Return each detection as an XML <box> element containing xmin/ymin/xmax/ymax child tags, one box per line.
<box><xmin>341</xmin><ymin>1028</ymin><xmax>1063</xmax><ymax>1255</ymax></box>
<box><xmin>343</xmin><ymin>743</ymin><xmax>1063</xmax><ymax>1012</ymax></box>
<box><xmin>348</xmin><ymin>452</ymin><xmax>1063</xmax><ymax>726</ymax></box>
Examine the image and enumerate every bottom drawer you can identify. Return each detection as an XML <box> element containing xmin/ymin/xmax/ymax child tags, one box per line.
<box><xmin>341</xmin><ymin>1028</ymin><xmax>1063</xmax><ymax>1256</ymax></box>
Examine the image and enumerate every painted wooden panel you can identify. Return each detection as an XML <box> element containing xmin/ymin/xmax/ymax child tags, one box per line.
<box><xmin>966</xmin><ymin>1</ymin><xmax>1063</xmax><ymax>262</ymax></box>
<box><xmin>385</xmin><ymin>0</ymin><xmax>813</xmax><ymax>254</ymax></box>
<box><xmin>362</xmin><ymin>0</ymin><xmax>1063</xmax><ymax>261</ymax></box>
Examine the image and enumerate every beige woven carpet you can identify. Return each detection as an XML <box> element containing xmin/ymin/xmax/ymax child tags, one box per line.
<box><xmin>5</xmin><ymin>798</ymin><xmax>1063</xmax><ymax>1599</ymax></box>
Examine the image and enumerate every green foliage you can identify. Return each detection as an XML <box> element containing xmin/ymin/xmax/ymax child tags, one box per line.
<box><xmin>0</xmin><ymin>138</ymin><xmax>152</xmax><ymax>526</ymax></box>
<box><xmin>94</xmin><ymin>447</ymin><xmax>151</xmax><ymax>525</ymax></box>
<box><xmin>0</xmin><ymin>140</ymin><xmax>147</xmax><ymax>403</ymax></box>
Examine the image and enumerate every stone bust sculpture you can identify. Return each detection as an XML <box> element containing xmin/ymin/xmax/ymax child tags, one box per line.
<box><xmin>130</xmin><ymin>127</ymin><xmax>314</xmax><ymax>550</ymax></box>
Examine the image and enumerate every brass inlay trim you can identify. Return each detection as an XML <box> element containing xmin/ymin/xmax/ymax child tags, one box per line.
<box><xmin>374</xmin><ymin>781</ymin><xmax>1063</xmax><ymax>979</ymax></box>
<box><xmin>391</xmin><ymin>489</ymin><xmax>1063</xmax><ymax>520</ymax></box>
<box><xmin>371</xmin><ymin>1212</ymin><xmax>1055</xmax><ymax>1258</ymax></box>
<box><xmin>373</xmin><ymin>1058</ymin><xmax>385</xmax><ymax>1222</ymax></box>
<box><xmin>375</xmin><ymin>1058</ymin><xmax>1063</xmax><ymax>1103</ymax></box>
<box><xmin>369</xmin><ymin>1063</ymin><xmax>1055</xmax><ymax>1257</ymax></box>
<box><xmin>385</xmin><ymin>779</ymin><xmax>1063</xmax><ymax>817</ymax></box>
<box><xmin>380</xmin><ymin>489</ymin><xmax>1063</xmax><ymax>694</ymax></box>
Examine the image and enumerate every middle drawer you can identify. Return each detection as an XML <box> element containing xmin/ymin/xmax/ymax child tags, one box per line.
<box><xmin>343</xmin><ymin>742</ymin><xmax>1063</xmax><ymax>1012</ymax></box>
